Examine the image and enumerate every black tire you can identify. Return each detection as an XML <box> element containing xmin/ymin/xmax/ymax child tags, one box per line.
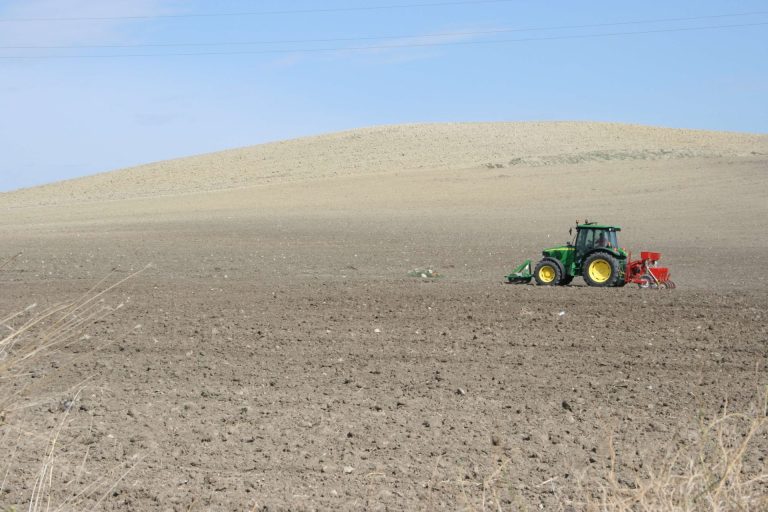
<box><xmin>534</xmin><ymin>258</ymin><xmax>563</xmax><ymax>286</ymax></box>
<box><xmin>582</xmin><ymin>252</ymin><xmax>621</xmax><ymax>287</ymax></box>
<box><xmin>560</xmin><ymin>274</ymin><xmax>574</xmax><ymax>286</ymax></box>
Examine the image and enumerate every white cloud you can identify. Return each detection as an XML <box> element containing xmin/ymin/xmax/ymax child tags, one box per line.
<box><xmin>0</xmin><ymin>0</ymin><xmax>179</xmax><ymax>47</ymax></box>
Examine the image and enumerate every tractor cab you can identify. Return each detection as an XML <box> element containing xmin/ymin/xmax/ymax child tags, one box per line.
<box><xmin>572</xmin><ymin>223</ymin><xmax>620</xmax><ymax>261</ymax></box>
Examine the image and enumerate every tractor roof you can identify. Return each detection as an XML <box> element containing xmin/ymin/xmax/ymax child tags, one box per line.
<box><xmin>577</xmin><ymin>222</ymin><xmax>621</xmax><ymax>231</ymax></box>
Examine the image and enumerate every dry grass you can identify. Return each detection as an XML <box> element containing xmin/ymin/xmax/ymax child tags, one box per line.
<box><xmin>436</xmin><ymin>387</ymin><xmax>767</xmax><ymax>512</ymax></box>
<box><xmin>1</xmin><ymin>265</ymin><xmax>147</xmax><ymax>379</ymax></box>
<box><xmin>585</xmin><ymin>388</ymin><xmax>768</xmax><ymax>512</ymax></box>
<box><xmin>0</xmin><ymin>252</ymin><xmax>22</xmax><ymax>272</ymax></box>
<box><xmin>0</xmin><ymin>263</ymin><xmax>147</xmax><ymax>511</ymax></box>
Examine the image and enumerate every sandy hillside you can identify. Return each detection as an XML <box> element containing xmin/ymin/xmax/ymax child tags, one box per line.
<box><xmin>2</xmin><ymin>121</ymin><xmax>767</xmax><ymax>208</ymax></box>
<box><xmin>1</xmin><ymin>122</ymin><xmax>767</xmax><ymax>511</ymax></box>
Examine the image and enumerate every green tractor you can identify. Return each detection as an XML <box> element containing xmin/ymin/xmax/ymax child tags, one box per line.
<box><xmin>506</xmin><ymin>221</ymin><xmax>628</xmax><ymax>287</ymax></box>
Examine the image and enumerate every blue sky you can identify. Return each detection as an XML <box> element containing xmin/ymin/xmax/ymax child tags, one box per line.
<box><xmin>1</xmin><ymin>0</ymin><xmax>766</xmax><ymax>192</ymax></box>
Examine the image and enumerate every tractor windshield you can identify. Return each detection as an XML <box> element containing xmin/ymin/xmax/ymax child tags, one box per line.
<box><xmin>577</xmin><ymin>229</ymin><xmax>618</xmax><ymax>254</ymax></box>
<box><xmin>594</xmin><ymin>230</ymin><xmax>618</xmax><ymax>248</ymax></box>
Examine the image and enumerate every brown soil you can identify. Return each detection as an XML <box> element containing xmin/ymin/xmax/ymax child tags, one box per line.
<box><xmin>1</xmin><ymin>123</ymin><xmax>766</xmax><ymax>510</ymax></box>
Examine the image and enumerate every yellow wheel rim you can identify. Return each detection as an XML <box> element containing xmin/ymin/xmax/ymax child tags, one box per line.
<box><xmin>538</xmin><ymin>265</ymin><xmax>556</xmax><ymax>283</ymax></box>
<box><xmin>588</xmin><ymin>259</ymin><xmax>612</xmax><ymax>283</ymax></box>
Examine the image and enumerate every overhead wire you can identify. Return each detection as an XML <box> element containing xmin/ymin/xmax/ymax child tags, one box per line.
<box><xmin>0</xmin><ymin>0</ymin><xmax>516</xmax><ymax>22</ymax></box>
<box><xmin>0</xmin><ymin>21</ymin><xmax>765</xmax><ymax>59</ymax></box>
<box><xmin>0</xmin><ymin>11</ymin><xmax>766</xmax><ymax>49</ymax></box>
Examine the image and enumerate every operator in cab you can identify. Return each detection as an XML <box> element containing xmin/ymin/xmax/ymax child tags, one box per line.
<box><xmin>596</xmin><ymin>232</ymin><xmax>611</xmax><ymax>248</ymax></box>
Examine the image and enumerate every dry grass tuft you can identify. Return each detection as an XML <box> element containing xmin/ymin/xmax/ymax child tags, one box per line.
<box><xmin>0</xmin><ymin>265</ymin><xmax>147</xmax><ymax>511</ymax></box>
<box><xmin>437</xmin><ymin>388</ymin><xmax>767</xmax><ymax>512</ymax></box>
<box><xmin>1</xmin><ymin>266</ymin><xmax>146</xmax><ymax>377</ymax></box>
<box><xmin>0</xmin><ymin>251</ymin><xmax>22</xmax><ymax>272</ymax></box>
<box><xmin>585</xmin><ymin>388</ymin><xmax>768</xmax><ymax>512</ymax></box>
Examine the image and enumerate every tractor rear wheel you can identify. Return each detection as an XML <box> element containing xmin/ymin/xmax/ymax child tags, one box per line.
<box><xmin>534</xmin><ymin>258</ymin><xmax>563</xmax><ymax>286</ymax></box>
<box><xmin>583</xmin><ymin>253</ymin><xmax>620</xmax><ymax>287</ymax></box>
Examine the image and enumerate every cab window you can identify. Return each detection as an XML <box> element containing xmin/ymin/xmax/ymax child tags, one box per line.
<box><xmin>576</xmin><ymin>229</ymin><xmax>595</xmax><ymax>255</ymax></box>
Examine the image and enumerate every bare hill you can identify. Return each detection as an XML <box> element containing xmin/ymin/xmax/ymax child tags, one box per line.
<box><xmin>2</xmin><ymin>122</ymin><xmax>767</xmax><ymax>208</ymax></box>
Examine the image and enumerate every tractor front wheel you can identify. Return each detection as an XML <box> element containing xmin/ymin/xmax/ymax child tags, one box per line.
<box><xmin>534</xmin><ymin>258</ymin><xmax>563</xmax><ymax>286</ymax></box>
<box><xmin>583</xmin><ymin>253</ymin><xmax>620</xmax><ymax>287</ymax></box>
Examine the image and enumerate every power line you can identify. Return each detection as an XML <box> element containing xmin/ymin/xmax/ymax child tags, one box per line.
<box><xmin>0</xmin><ymin>0</ymin><xmax>515</xmax><ymax>22</ymax></box>
<box><xmin>1</xmin><ymin>11</ymin><xmax>766</xmax><ymax>50</ymax></box>
<box><xmin>1</xmin><ymin>21</ymin><xmax>765</xmax><ymax>59</ymax></box>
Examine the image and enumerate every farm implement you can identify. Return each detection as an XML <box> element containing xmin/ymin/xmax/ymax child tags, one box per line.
<box><xmin>506</xmin><ymin>221</ymin><xmax>675</xmax><ymax>288</ymax></box>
